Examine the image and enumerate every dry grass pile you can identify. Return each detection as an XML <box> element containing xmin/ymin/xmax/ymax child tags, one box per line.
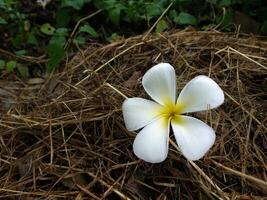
<box><xmin>0</xmin><ymin>30</ymin><xmax>267</xmax><ymax>199</ymax></box>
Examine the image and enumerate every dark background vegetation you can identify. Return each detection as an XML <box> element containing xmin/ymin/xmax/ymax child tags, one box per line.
<box><xmin>0</xmin><ymin>0</ymin><xmax>266</xmax><ymax>76</ymax></box>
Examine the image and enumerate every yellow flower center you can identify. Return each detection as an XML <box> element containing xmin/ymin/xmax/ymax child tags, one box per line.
<box><xmin>160</xmin><ymin>101</ymin><xmax>186</xmax><ymax>120</ymax></box>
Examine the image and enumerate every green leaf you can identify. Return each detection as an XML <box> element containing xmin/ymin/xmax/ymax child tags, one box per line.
<box><xmin>49</xmin><ymin>36</ymin><xmax>66</xmax><ymax>47</ymax></box>
<box><xmin>107</xmin><ymin>33</ymin><xmax>119</xmax><ymax>42</ymax></box>
<box><xmin>0</xmin><ymin>59</ymin><xmax>5</xmax><ymax>69</ymax></box>
<box><xmin>55</xmin><ymin>28</ymin><xmax>68</xmax><ymax>36</ymax></box>
<box><xmin>0</xmin><ymin>17</ymin><xmax>7</xmax><ymax>24</ymax></box>
<box><xmin>169</xmin><ymin>9</ymin><xmax>178</xmax><ymax>19</ymax></box>
<box><xmin>40</xmin><ymin>23</ymin><xmax>55</xmax><ymax>35</ymax></box>
<box><xmin>156</xmin><ymin>19</ymin><xmax>169</xmax><ymax>33</ymax></box>
<box><xmin>145</xmin><ymin>3</ymin><xmax>163</xmax><ymax>19</ymax></box>
<box><xmin>61</xmin><ymin>0</ymin><xmax>91</xmax><ymax>10</ymax></box>
<box><xmin>56</xmin><ymin>8</ymin><xmax>71</xmax><ymax>27</ymax></box>
<box><xmin>17</xmin><ymin>65</ymin><xmax>29</xmax><ymax>77</ymax></box>
<box><xmin>46</xmin><ymin>43</ymin><xmax>65</xmax><ymax>73</ymax></box>
<box><xmin>218</xmin><ymin>0</ymin><xmax>232</xmax><ymax>6</ymax></box>
<box><xmin>24</xmin><ymin>20</ymin><xmax>30</xmax><ymax>31</ymax></box>
<box><xmin>15</xmin><ymin>50</ymin><xmax>27</xmax><ymax>55</ymax></box>
<box><xmin>27</xmin><ymin>33</ymin><xmax>38</xmax><ymax>45</ymax></box>
<box><xmin>73</xmin><ymin>35</ymin><xmax>86</xmax><ymax>45</ymax></box>
<box><xmin>174</xmin><ymin>12</ymin><xmax>197</xmax><ymax>26</ymax></box>
<box><xmin>6</xmin><ymin>60</ymin><xmax>16</xmax><ymax>72</ymax></box>
<box><xmin>108</xmin><ymin>7</ymin><xmax>121</xmax><ymax>25</ymax></box>
<box><xmin>0</xmin><ymin>0</ymin><xmax>5</xmax><ymax>8</ymax></box>
<box><xmin>79</xmin><ymin>24</ymin><xmax>98</xmax><ymax>37</ymax></box>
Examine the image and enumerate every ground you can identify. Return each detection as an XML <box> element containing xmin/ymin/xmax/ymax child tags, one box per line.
<box><xmin>0</xmin><ymin>30</ymin><xmax>266</xmax><ymax>199</ymax></box>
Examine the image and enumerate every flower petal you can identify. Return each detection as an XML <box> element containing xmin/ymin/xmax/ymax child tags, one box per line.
<box><xmin>177</xmin><ymin>75</ymin><xmax>224</xmax><ymax>113</ymax></box>
<box><xmin>171</xmin><ymin>116</ymin><xmax>215</xmax><ymax>160</ymax></box>
<box><xmin>142</xmin><ymin>63</ymin><xmax>176</xmax><ymax>105</ymax></box>
<box><xmin>122</xmin><ymin>97</ymin><xmax>163</xmax><ymax>131</ymax></box>
<box><xmin>133</xmin><ymin>117</ymin><xmax>169</xmax><ymax>163</ymax></box>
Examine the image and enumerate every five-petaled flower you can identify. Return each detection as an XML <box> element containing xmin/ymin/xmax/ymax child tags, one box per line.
<box><xmin>122</xmin><ymin>63</ymin><xmax>224</xmax><ymax>163</ymax></box>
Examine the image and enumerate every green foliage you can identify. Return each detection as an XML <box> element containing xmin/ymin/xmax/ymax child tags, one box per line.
<box><xmin>46</xmin><ymin>43</ymin><xmax>65</xmax><ymax>73</ymax></box>
<box><xmin>61</xmin><ymin>0</ymin><xmax>91</xmax><ymax>10</ymax></box>
<box><xmin>0</xmin><ymin>58</ymin><xmax>30</xmax><ymax>77</ymax></box>
<box><xmin>40</xmin><ymin>23</ymin><xmax>56</xmax><ymax>35</ymax></box>
<box><xmin>216</xmin><ymin>9</ymin><xmax>234</xmax><ymax>30</ymax></box>
<box><xmin>45</xmin><ymin>28</ymin><xmax>68</xmax><ymax>73</ymax></box>
<box><xmin>171</xmin><ymin>11</ymin><xmax>197</xmax><ymax>26</ymax></box>
<box><xmin>0</xmin><ymin>16</ymin><xmax>7</xmax><ymax>24</ymax></box>
<box><xmin>156</xmin><ymin>19</ymin><xmax>169</xmax><ymax>33</ymax></box>
<box><xmin>15</xmin><ymin>49</ymin><xmax>27</xmax><ymax>55</ymax></box>
<box><xmin>145</xmin><ymin>1</ymin><xmax>166</xmax><ymax>20</ymax></box>
<box><xmin>79</xmin><ymin>24</ymin><xmax>98</xmax><ymax>38</ymax></box>
<box><xmin>107</xmin><ymin>33</ymin><xmax>120</xmax><ymax>42</ymax></box>
<box><xmin>6</xmin><ymin>60</ymin><xmax>16</xmax><ymax>73</ymax></box>
<box><xmin>0</xmin><ymin>59</ymin><xmax>5</xmax><ymax>69</ymax></box>
<box><xmin>56</xmin><ymin>8</ymin><xmax>71</xmax><ymax>27</ymax></box>
<box><xmin>0</xmin><ymin>0</ymin><xmax>266</xmax><ymax>76</ymax></box>
<box><xmin>17</xmin><ymin>64</ymin><xmax>29</xmax><ymax>77</ymax></box>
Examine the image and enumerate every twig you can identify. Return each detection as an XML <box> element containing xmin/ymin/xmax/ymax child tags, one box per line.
<box><xmin>224</xmin><ymin>91</ymin><xmax>266</xmax><ymax>130</ymax></box>
<box><xmin>104</xmin><ymin>83</ymin><xmax>128</xmax><ymax>99</ymax></box>
<box><xmin>75</xmin><ymin>42</ymin><xmax>144</xmax><ymax>86</ymax></box>
<box><xmin>64</xmin><ymin>9</ymin><xmax>102</xmax><ymax>50</ymax></box>
<box><xmin>215</xmin><ymin>46</ymin><xmax>267</xmax><ymax>70</ymax></box>
<box><xmin>170</xmin><ymin>139</ymin><xmax>228</xmax><ymax>200</ymax></box>
<box><xmin>142</xmin><ymin>2</ymin><xmax>173</xmax><ymax>40</ymax></box>
<box><xmin>212</xmin><ymin>160</ymin><xmax>267</xmax><ymax>190</ymax></box>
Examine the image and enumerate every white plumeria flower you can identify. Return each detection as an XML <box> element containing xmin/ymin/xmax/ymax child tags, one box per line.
<box><xmin>122</xmin><ymin>63</ymin><xmax>224</xmax><ymax>163</ymax></box>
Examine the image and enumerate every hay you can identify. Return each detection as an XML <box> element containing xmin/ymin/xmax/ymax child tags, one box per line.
<box><xmin>0</xmin><ymin>30</ymin><xmax>266</xmax><ymax>199</ymax></box>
